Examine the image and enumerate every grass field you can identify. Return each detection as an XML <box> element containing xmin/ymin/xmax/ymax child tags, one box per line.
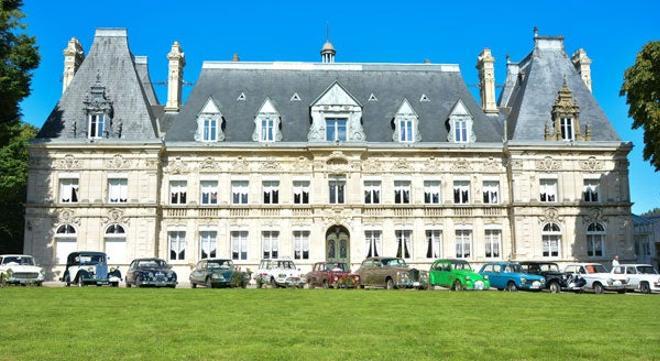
<box><xmin>0</xmin><ymin>288</ymin><xmax>658</xmax><ymax>361</ymax></box>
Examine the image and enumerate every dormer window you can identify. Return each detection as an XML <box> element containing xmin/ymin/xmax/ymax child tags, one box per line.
<box><xmin>393</xmin><ymin>99</ymin><xmax>420</xmax><ymax>143</ymax></box>
<box><xmin>83</xmin><ymin>73</ymin><xmax>113</xmax><ymax>139</ymax></box>
<box><xmin>399</xmin><ymin>119</ymin><xmax>414</xmax><ymax>142</ymax></box>
<box><xmin>203</xmin><ymin>117</ymin><xmax>218</xmax><ymax>142</ymax></box>
<box><xmin>88</xmin><ymin>113</ymin><xmax>105</xmax><ymax>139</ymax></box>
<box><xmin>453</xmin><ymin>118</ymin><xmax>468</xmax><ymax>143</ymax></box>
<box><xmin>560</xmin><ymin>117</ymin><xmax>574</xmax><ymax>141</ymax></box>
<box><xmin>260</xmin><ymin>117</ymin><xmax>275</xmax><ymax>142</ymax></box>
<box><xmin>252</xmin><ymin>98</ymin><xmax>282</xmax><ymax>143</ymax></box>
<box><xmin>326</xmin><ymin>118</ymin><xmax>347</xmax><ymax>142</ymax></box>
<box><xmin>195</xmin><ymin>98</ymin><xmax>224</xmax><ymax>143</ymax></box>
<box><xmin>546</xmin><ymin>79</ymin><xmax>589</xmax><ymax>141</ymax></box>
<box><xmin>308</xmin><ymin>81</ymin><xmax>365</xmax><ymax>142</ymax></box>
<box><xmin>446</xmin><ymin>99</ymin><xmax>475</xmax><ymax>143</ymax></box>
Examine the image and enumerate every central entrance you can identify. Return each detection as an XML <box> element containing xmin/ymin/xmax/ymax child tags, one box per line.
<box><xmin>326</xmin><ymin>225</ymin><xmax>350</xmax><ymax>263</ymax></box>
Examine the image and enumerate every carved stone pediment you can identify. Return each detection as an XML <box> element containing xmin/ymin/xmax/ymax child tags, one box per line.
<box><xmin>539</xmin><ymin>207</ymin><xmax>563</xmax><ymax>225</ymax></box>
<box><xmin>165</xmin><ymin>157</ymin><xmax>188</xmax><ymax>174</ymax></box>
<box><xmin>104</xmin><ymin>154</ymin><xmax>132</xmax><ymax>169</ymax></box>
<box><xmin>535</xmin><ymin>156</ymin><xmax>561</xmax><ymax>171</ymax></box>
<box><xmin>53</xmin><ymin>208</ymin><xmax>80</xmax><ymax>226</ymax></box>
<box><xmin>55</xmin><ymin>154</ymin><xmax>80</xmax><ymax>169</ymax></box>
<box><xmin>199</xmin><ymin>156</ymin><xmax>220</xmax><ymax>172</ymax></box>
<box><xmin>450</xmin><ymin>158</ymin><xmax>472</xmax><ymax>173</ymax></box>
<box><xmin>579</xmin><ymin>156</ymin><xmax>602</xmax><ymax>172</ymax></box>
<box><xmin>582</xmin><ymin>207</ymin><xmax>607</xmax><ymax>225</ymax></box>
<box><xmin>259</xmin><ymin>159</ymin><xmax>282</xmax><ymax>172</ymax></box>
<box><xmin>231</xmin><ymin>157</ymin><xmax>250</xmax><ymax>173</ymax></box>
<box><xmin>101</xmin><ymin>208</ymin><xmax>129</xmax><ymax>225</ymax></box>
<box><xmin>390</xmin><ymin>158</ymin><xmax>413</xmax><ymax>173</ymax></box>
<box><xmin>361</xmin><ymin>158</ymin><xmax>381</xmax><ymax>173</ymax></box>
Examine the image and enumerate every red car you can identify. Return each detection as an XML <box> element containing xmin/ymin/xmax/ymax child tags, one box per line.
<box><xmin>305</xmin><ymin>262</ymin><xmax>360</xmax><ymax>289</ymax></box>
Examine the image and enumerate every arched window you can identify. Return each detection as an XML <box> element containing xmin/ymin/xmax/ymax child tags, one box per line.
<box><xmin>541</xmin><ymin>223</ymin><xmax>561</xmax><ymax>258</ymax></box>
<box><xmin>54</xmin><ymin>224</ymin><xmax>77</xmax><ymax>264</ymax></box>
<box><xmin>106</xmin><ymin>224</ymin><xmax>125</xmax><ymax>234</ymax></box>
<box><xmin>56</xmin><ymin>224</ymin><xmax>76</xmax><ymax>235</ymax></box>
<box><xmin>586</xmin><ymin>222</ymin><xmax>605</xmax><ymax>257</ymax></box>
<box><xmin>105</xmin><ymin>224</ymin><xmax>127</xmax><ymax>264</ymax></box>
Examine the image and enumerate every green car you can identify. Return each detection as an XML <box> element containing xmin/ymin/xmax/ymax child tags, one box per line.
<box><xmin>429</xmin><ymin>259</ymin><xmax>490</xmax><ymax>290</ymax></box>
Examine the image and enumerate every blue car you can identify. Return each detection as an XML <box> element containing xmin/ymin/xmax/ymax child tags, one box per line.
<box><xmin>60</xmin><ymin>252</ymin><xmax>122</xmax><ymax>287</ymax></box>
<box><xmin>479</xmin><ymin>262</ymin><xmax>545</xmax><ymax>291</ymax></box>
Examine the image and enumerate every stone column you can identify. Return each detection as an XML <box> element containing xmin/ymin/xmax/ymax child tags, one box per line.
<box><xmin>477</xmin><ymin>48</ymin><xmax>498</xmax><ymax>114</ymax></box>
<box><xmin>165</xmin><ymin>41</ymin><xmax>185</xmax><ymax>112</ymax></box>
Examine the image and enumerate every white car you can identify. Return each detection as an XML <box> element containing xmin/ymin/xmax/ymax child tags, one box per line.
<box><xmin>563</xmin><ymin>263</ymin><xmax>627</xmax><ymax>294</ymax></box>
<box><xmin>254</xmin><ymin>259</ymin><xmax>305</xmax><ymax>288</ymax></box>
<box><xmin>0</xmin><ymin>254</ymin><xmax>45</xmax><ymax>286</ymax></box>
<box><xmin>612</xmin><ymin>264</ymin><xmax>660</xmax><ymax>294</ymax></box>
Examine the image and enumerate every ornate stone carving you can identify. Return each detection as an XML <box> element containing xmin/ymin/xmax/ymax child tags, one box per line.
<box><xmin>579</xmin><ymin>156</ymin><xmax>602</xmax><ymax>172</ymax></box>
<box><xmin>165</xmin><ymin>157</ymin><xmax>188</xmax><ymax>174</ymax></box>
<box><xmin>199</xmin><ymin>156</ymin><xmax>220</xmax><ymax>172</ymax></box>
<box><xmin>361</xmin><ymin>158</ymin><xmax>381</xmax><ymax>173</ymax></box>
<box><xmin>483</xmin><ymin>156</ymin><xmax>502</xmax><ymax>173</ymax></box>
<box><xmin>546</xmin><ymin>79</ymin><xmax>590</xmax><ymax>141</ymax></box>
<box><xmin>424</xmin><ymin>157</ymin><xmax>442</xmax><ymax>172</ymax></box>
<box><xmin>55</xmin><ymin>154</ymin><xmax>80</xmax><ymax>169</ymax></box>
<box><xmin>101</xmin><ymin>208</ymin><xmax>129</xmax><ymax>225</ymax></box>
<box><xmin>535</xmin><ymin>156</ymin><xmax>561</xmax><ymax>171</ymax></box>
<box><xmin>539</xmin><ymin>207</ymin><xmax>562</xmax><ymax>225</ymax></box>
<box><xmin>259</xmin><ymin>159</ymin><xmax>282</xmax><ymax>172</ymax></box>
<box><xmin>230</xmin><ymin>157</ymin><xmax>250</xmax><ymax>173</ymax></box>
<box><xmin>390</xmin><ymin>158</ymin><xmax>413</xmax><ymax>173</ymax></box>
<box><xmin>83</xmin><ymin>72</ymin><xmax>115</xmax><ymax>138</ymax></box>
<box><xmin>582</xmin><ymin>207</ymin><xmax>607</xmax><ymax>225</ymax></box>
<box><xmin>450</xmin><ymin>158</ymin><xmax>472</xmax><ymax>173</ymax></box>
<box><xmin>53</xmin><ymin>208</ymin><xmax>81</xmax><ymax>226</ymax></box>
<box><xmin>104</xmin><ymin>154</ymin><xmax>132</xmax><ymax>169</ymax></box>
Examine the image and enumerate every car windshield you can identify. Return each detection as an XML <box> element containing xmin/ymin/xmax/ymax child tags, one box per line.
<box><xmin>323</xmin><ymin>263</ymin><xmax>348</xmax><ymax>272</ymax></box>
<box><xmin>382</xmin><ymin>258</ymin><xmax>407</xmax><ymax>268</ymax></box>
<box><xmin>207</xmin><ymin>260</ymin><xmax>233</xmax><ymax>270</ymax></box>
<box><xmin>137</xmin><ymin>259</ymin><xmax>167</xmax><ymax>268</ymax></box>
<box><xmin>452</xmin><ymin>261</ymin><xmax>472</xmax><ymax>271</ymax></box>
<box><xmin>2</xmin><ymin>256</ymin><xmax>34</xmax><ymax>265</ymax></box>
<box><xmin>78</xmin><ymin>254</ymin><xmax>104</xmax><ymax>265</ymax></box>
<box><xmin>505</xmin><ymin>264</ymin><xmax>522</xmax><ymax>273</ymax></box>
<box><xmin>584</xmin><ymin>264</ymin><xmax>607</xmax><ymax>274</ymax></box>
<box><xmin>637</xmin><ymin>266</ymin><xmax>658</xmax><ymax>274</ymax></box>
<box><xmin>277</xmin><ymin>261</ymin><xmax>295</xmax><ymax>269</ymax></box>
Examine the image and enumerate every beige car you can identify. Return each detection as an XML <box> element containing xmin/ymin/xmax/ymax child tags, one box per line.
<box><xmin>356</xmin><ymin>257</ymin><xmax>428</xmax><ymax>290</ymax></box>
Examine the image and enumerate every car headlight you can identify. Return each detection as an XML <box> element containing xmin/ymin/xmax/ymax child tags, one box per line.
<box><xmin>465</xmin><ymin>276</ymin><xmax>472</xmax><ymax>281</ymax></box>
<box><xmin>483</xmin><ymin>275</ymin><xmax>489</xmax><ymax>280</ymax></box>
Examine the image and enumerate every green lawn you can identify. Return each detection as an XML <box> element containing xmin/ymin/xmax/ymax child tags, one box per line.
<box><xmin>0</xmin><ymin>288</ymin><xmax>658</xmax><ymax>361</ymax></box>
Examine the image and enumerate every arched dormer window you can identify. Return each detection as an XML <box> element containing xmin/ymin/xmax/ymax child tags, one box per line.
<box><xmin>541</xmin><ymin>223</ymin><xmax>561</xmax><ymax>258</ymax></box>
<box><xmin>392</xmin><ymin>99</ymin><xmax>420</xmax><ymax>143</ymax></box>
<box><xmin>446</xmin><ymin>99</ymin><xmax>475</xmax><ymax>143</ymax></box>
<box><xmin>252</xmin><ymin>98</ymin><xmax>282</xmax><ymax>142</ymax></box>
<box><xmin>195</xmin><ymin>98</ymin><xmax>224</xmax><ymax>143</ymax></box>
<box><xmin>586</xmin><ymin>222</ymin><xmax>605</xmax><ymax>257</ymax></box>
<box><xmin>546</xmin><ymin>79</ymin><xmax>591</xmax><ymax>141</ymax></box>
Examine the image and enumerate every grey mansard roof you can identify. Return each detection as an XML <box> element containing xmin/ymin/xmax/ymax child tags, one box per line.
<box><xmin>499</xmin><ymin>37</ymin><xmax>620</xmax><ymax>141</ymax></box>
<box><xmin>165</xmin><ymin>63</ymin><xmax>503</xmax><ymax>143</ymax></box>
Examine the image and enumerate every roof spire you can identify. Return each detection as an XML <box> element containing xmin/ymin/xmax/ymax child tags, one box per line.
<box><xmin>321</xmin><ymin>23</ymin><xmax>336</xmax><ymax>63</ymax></box>
<box><xmin>533</xmin><ymin>26</ymin><xmax>539</xmax><ymax>38</ymax></box>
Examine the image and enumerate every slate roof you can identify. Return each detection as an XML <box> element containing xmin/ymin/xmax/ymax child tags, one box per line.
<box><xmin>499</xmin><ymin>36</ymin><xmax>619</xmax><ymax>141</ymax></box>
<box><xmin>37</xmin><ymin>29</ymin><xmax>159</xmax><ymax>140</ymax></box>
<box><xmin>165</xmin><ymin>63</ymin><xmax>503</xmax><ymax>143</ymax></box>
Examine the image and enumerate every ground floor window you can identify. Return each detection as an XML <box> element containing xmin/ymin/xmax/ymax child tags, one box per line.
<box><xmin>55</xmin><ymin>239</ymin><xmax>76</xmax><ymax>264</ymax></box>
<box><xmin>395</xmin><ymin>230</ymin><xmax>412</xmax><ymax>259</ymax></box>
<box><xmin>542</xmin><ymin>223</ymin><xmax>561</xmax><ymax>258</ymax></box>
<box><xmin>365</xmin><ymin>230</ymin><xmax>382</xmax><ymax>258</ymax></box>
<box><xmin>294</xmin><ymin>231</ymin><xmax>310</xmax><ymax>260</ymax></box>
<box><xmin>587</xmin><ymin>222</ymin><xmax>605</xmax><ymax>257</ymax></box>
<box><xmin>484</xmin><ymin>229</ymin><xmax>501</xmax><ymax>258</ymax></box>
<box><xmin>425</xmin><ymin>230</ymin><xmax>442</xmax><ymax>259</ymax></box>
<box><xmin>168</xmin><ymin>231</ymin><xmax>186</xmax><ymax>261</ymax></box>
<box><xmin>231</xmin><ymin>231</ymin><xmax>248</xmax><ymax>260</ymax></box>
<box><xmin>455</xmin><ymin>230</ymin><xmax>471</xmax><ymax>258</ymax></box>
<box><xmin>262</xmin><ymin>231</ymin><xmax>279</xmax><ymax>259</ymax></box>
<box><xmin>200</xmin><ymin>231</ymin><xmax>217</xmax><ymax>259</ymax></box>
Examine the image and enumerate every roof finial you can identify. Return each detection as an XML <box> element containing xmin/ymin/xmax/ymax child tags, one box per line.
<box><xmin>506</xmin><ymin>54</ymin><xmax>511</xmax><ymax>64</ymax></box>
<box><xmin>533</xmin><ymin>26</ymin><xmax>539</xmax><ymax>38</ymax></box>
<box><xmin>320</xmin><ymin>23</ymin><xmax>336</xmax><ymax>64</ymax></box>
<box><xmin>232</xmin><ymin>52</ymin><xmax>240</xmax><ymax>62</ymax></box>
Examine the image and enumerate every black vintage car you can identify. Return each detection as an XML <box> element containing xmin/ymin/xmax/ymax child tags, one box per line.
<box><xmin>520</xmin><ymin>261</ymin><xmax>585</xmax><ymax>293</ymax></box>
<box><xmin>189</xmin><ymin>259</ymin><xmax>250</xmax><ymax>288</ymax></box>
<box><xmin>60</xmin><ymin>251</ymin><xmax>122</xmax><ymax>287</ymax></box>
<box><xmin>125</xmin><ymin>258</ymin><xmax>177</xmax><ymax>288</ymax></box>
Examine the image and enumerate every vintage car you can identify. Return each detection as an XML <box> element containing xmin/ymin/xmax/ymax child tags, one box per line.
<box><xmin>355</xmin><ymin>257</ymin><xmax>429</xmax><ymax>290</ymax></box>
<box><xmin>189</xmin><ymin>258</ymin><xmax>250</xmax><ymax>288</ymax></box>
<box><xmin>563</xmin><ymin>263</ymin><xmax>626</xmax><ymax>294</ymax></box>
<box><xmin>428</xmin><ymin>259</ymin><xmax>489</xmax><ymax>290</ymax></box>
<box><xmin>60</xmin><ymin>251</ymin><xmax>122</xmax><ymax>287</ymax></box>
<box><xmin>479</xmin><ymin>262</ymin><xmax>545</xmax><ymax>291</ymax></box>
<box><xmin>254</xmin><ymin>259</ymin><xmax>305</xmax><ymax>288</ymax></box>
<box><xmin>519</xmin><ymin>261</ymin><xmax>585</xmax><ymax>293</ymax></box>
<box><xmin>0</xmin><ymin>254</ymin><xmax>45</xmax><ymax>286</ymax></box>
<box><xmin>305</xmin><ymin>262</ymin><xmax>360</xmax><ymax>289</ymax></box>
<box><xmin>125</xmin><ymin>258</ymin><xmax>177</xmax><ymax>288</ymax></box>
<box><xmin>611</xmin><ymin>264</ymin><xmax>660</xmax><ymax>294</ymax></box>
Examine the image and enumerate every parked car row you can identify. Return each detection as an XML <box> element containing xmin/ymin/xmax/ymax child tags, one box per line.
<box><xmin>2</xmin><ymin>252</ymin><xmax>659</xmax><ymax>294</ymax></box>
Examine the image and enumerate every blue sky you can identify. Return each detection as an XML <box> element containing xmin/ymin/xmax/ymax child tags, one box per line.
<box><xmin>19</xmin><ymin>0</ymin><xmax>659</xmax><ymax>213</ymax></box>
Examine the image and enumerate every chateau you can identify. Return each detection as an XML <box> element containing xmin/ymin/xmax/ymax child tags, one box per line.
<box><xmin>25</xmin><ymin>28</ymin><xmax>635</xmax><ymax>279</ymax></box>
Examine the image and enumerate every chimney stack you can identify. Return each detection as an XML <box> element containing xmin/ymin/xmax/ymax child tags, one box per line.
<box><xmin>62</xmin><ymin>37</ymin><xmax>84</xmax><ymax>94</ymax></box>
<box><xmin>477</xmin><ymin>48</ymin><xmax>498</xmax><ymax>114</ymax></box>
<box><xmin>572</xmin><ymin>48</ymin><xmax>592</xmax><ymax>92</ymax></box>
<box><xmin>165</xmin><ymin>41</ymin><xmax>185</xmax><ymax>112</ymax></box>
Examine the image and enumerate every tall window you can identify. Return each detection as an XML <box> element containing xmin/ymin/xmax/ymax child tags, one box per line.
<box><xmin>539</xmin><ymin>179</ymin><xmax>558</xmax><ymax>203</ymax></box>
<box><xmin>262</xmin><ymin>181</ymin><xmax>279</xmax><ymax>204</ymax></box>
<box><xmin>365</xmin><ymin>230</ymin><xmax>382</xmax><ymax>258</ymax></box>
<box><xmin>484</xmin><ymin>229</ymin><xmax>501</xmax><ymax>258</ymax></box>
<box><xmin>59</xmin><ymin>178</ymin><xmax>79</xmax><ymax>203</ymax></box>
<box><xmin>293</xmin><ymin>230</ymin><xmax>310</xmax><ymax>260</ymax></box>
<box><xmin>560</xmin><ymin>117</ymin><xmax>574</xmax><ymax>141</ymax></box>
<box><xmin>482</xmin><ymin>181</ymin><xmax>500</xmax><ymax>204</ymax></box>
<box><xmin>583</xmin><ymin>179</ymin><xmax>600</xmax><ymax>202</ymax></box>
<box><xmin>169</xmin><ymin>181</ymin><xmax>187</xmax><ymax>205</ymax></box>
<box><xmin>325</xmin><ymin>118</ymin><xmax>347</xmax><ymax>141</ymax></box>
<box><xmin>231</xmin><ymin>231</ymin><xmax>248</xmax><ymax>260</ymax></box>
<box><xmin>425</xmin><ymin>230</ymin><xmax>442</xmax><ymax>259</ymax></box>
<box><xmin>262</xmin><ymin>231</ymin><xmax>279</xmax><ymax>259</ymax></box>
<box><xmin>394</xmin><ymin>181</ymin><xmax>411</xmax><ymax>204</ymax></box>
<box><xmin>454</xmin><ymin>118</ymin><xmax>468</xmax><ymax>143</ymax></box>
<box><xmin>542</xmin><ymin>223</ymin><xmax>561</xmax><ymax>258</ymax></box>
<box><xmin>364</xmin><ymin>181</ymin><xmax>381</xmax><ymax>204</ymax></box>
<box><xmin>455</xmin><ymin>230</ymin><xmax>472</xmax><ymax>258</ymax></box>
<box><xmin>105</xmin><ymin>225</ymin><xmax>127</xmax><ymax>264</ymax></box>
<box><xmin>453</xmin><ymin>181</ymin><xmax>470</xmax><ymax>204</ymax></box>
<box><xmin>395</xmin><ymin>230</ymin><xmax>412</xmax><ymax>259</ymax></box>
<box><xmin>586</xmin><ymin>222</ymin><xmax>605</xmax><ymax>257</ymax></box>
<box><xmin>200</xmin><ymin>181</ymin><xmax>218</xmax><ymax>205</ymax></box>
<box><xmin>424</xmin><ymin>181</ymin><xmax>441</xmax><ymax>204</ymax></box>
<box><xmin>329</xmin><ymin>176</ymin><xmax>346</xmax><ymax>204</ymax></box>
<box><xmin>231</xmin><ymin>181</ymin><xmax>249</xmax><ymax>204</ymax></box>
<box><xmin>260</xmin><ymin>117</ymin><xmax>275</xmax><ymax>142</ymax></box>
<box><xmin>108</xmin><ymin>178</ymin><xmax>128</xmax><ymax>204</ymax></box>
<box><xmin>293</xmin><ymin>181</ymin><xmax>310</xmax><ymax>204</ymax></box>
<box><xmin>168</xmin><ymin>231</ymin><xmax>186</xmax><ymax>261</ymax></box>
<box><xmin>203</xmin><ymin>117</ymin><xmax>217</xmax><ymax>142</ymax></box>
<box><xmin>200</xmin><ymin>231</ymin><xmax>217</xmax><ymax>259</ymax></box>
<box><xmin>88</xmin><ymin>113</ymin><xmax>105</xmax><ymax>139</ymax></box>
<box><xmin>55</xmin><ymin>224</ymin><xmax>76</xmax><ymax>264</ymax></box>
<box><xmin>399</xmin><ymin>119</ymin><xmax>414</xmax><ymax>142</ymax></box>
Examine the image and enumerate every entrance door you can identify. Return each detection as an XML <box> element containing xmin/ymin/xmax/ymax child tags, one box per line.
<box><xmin>326</xmin><ymin>225</ymin><xmax>350</xmax><ymax>263</ymax></box>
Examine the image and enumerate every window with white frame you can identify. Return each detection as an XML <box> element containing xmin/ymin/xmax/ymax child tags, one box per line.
<box><xmin>395</xmin><ymin>230</ymin><xmax>412</xmax><ymax>259</ymax></box>
<box><xmin>329</xmin><ymin>176</ymin><xmax>345</xmax><ymax>204</ymax></box>
<box><xmin>539</xmin><ymin>179</ymin><xmax>558</xmax><ymax>202</ymax></box>
<box><xmin>293</xmin><ymin>181</ymin><xmax>310</xmax><ymax>204</ymax></box>
<box><xmin>583</xmin><ymin>179</ymin><xmax>600</xmax><ymax>202</ymax></box>
<box><xmin>560</xmin><ymin>117</ymin><xmax>574</xmax><ymax>141</ymax></box>
<box><xmin>168</xmin><ymin>231</ymin><xmax>186</xmax><ymax>261</ymax></box>
<box><xmin>453</xmin><ymin>181</ymin><xmax>470</xmax><ymax>204</ymax></box>
<box><xmin>55</xmin><ymin>224</ymin><xmax>76</xmax><ymax>264</ymax></box>
<box><xmin>107</xmin><ymin>178</ymin><xmax>128</xmax><ymax>204</ymax></box>
<box><xmin>293</xmin><ymin>230</ymin><xmax>310</xmax><ymax>260</ymax></box>
<box><xmin>202</xmin><ymin>117</ymin><xmax>218</xmax><ymax>142</ymax></box>
<box><xmin>105</xmin><ymin>225</ymin><xmax>127</xmax><ymax>264</ymax></box>
<box><xmin>455</xmin><ymin>230</ymin><xmax>472</xmax><ymax>258</ymax></box>
<box><xmin>394</xmin><ymin>180</ymin><xmax>411</xmax><ymax>204</ymax></box>
<box><xmin>260</xmin><ymin>117</ymin><xmax>275</xmax><ymax>142</ymax></box>
<box><xmin>425</xmin><ymin>230</ymin><xmax>442</xmax><ymax>259</ymax></box>
<box><xmin>231</xmin><ymin>181</ymin><xmax>249</xmax><ymax>204</ymax></box>
<box><xmin>399</xmin><ymin>118</ymin><xmax>415</xmax><ymax>142</ymax></box>
<box><xmin>262</xmin><ymin>181</ymin><xmax>279</xmax><ymax>204</ymax></box>
<box><xmin>364</xmin><ymin>181</ymin><xmax>381</xmax><ymax>204</ymax></box>
<box><xmin>200</xmin><ymin>231</ymin><xmax>217</xmax><ymax>259</ymax></box>
<box><xmin>88</xmin><ymin>113</ymin><xmax>105</xmax><ymax>139</ymax></box>
<box><xmin>365</xmin><ymin>230</ymin><xmax>382</xmax><ymax>258</ymax></box>
<box><xmin>200</xmin><ymin>180</ymin><xmax>218</xmax><ymax>205</ymax></box>
<box><xmin>169</xmin><ymin>181</ymin><xmax>187</xmax><ymax>205</ymax></box>
<box><xmin>424</xmin><ymin>181</ymin><xmax>441</xmax><ymax>204</ymax></box>
<box><xmin>59</xmin><ymin>178</ymin><xmax>79</xmax><ymax>203</ymax></box>
<box><xmin>482</xmin><ymin>181</ymin><xmax>500</xmax><ymax>204</ymax></box>
<box><xmin>542</xmin><ymin>223</ymin><xmax>561</xmax><ymax>258</ymax></box>
<box><xmin>586</xmin><ymin>222</ymin><xmax>605</xmax><ymax>257</ymax></box>
<box><xmin>231</xmin><ymin>231</ymin><xmax>248</xmax><ymax>260</ymax></box>
<box><xmin>484</xmin><ymin>229</ymin><xmax>501</xmax><ymax>258</ymax></box>
<box><xmin>325</xmin><ymin>118</ymin><xmax>347</xmax><ymax>142</ymax></box>
<box><xmin>262</xmin><ymin>231</ymin><xmax>279</xmax><ymax>259</ymax></box>
<box><xmin>454</xmin><ymin>118</ymin><xmax>468</xmax><ymax>143</ymax></box>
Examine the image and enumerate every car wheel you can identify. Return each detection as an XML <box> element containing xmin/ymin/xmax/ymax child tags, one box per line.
<box><xmin>593</xmin><ymin>282</ymin><xmax>604</xmax><ymax>294</ymax></box>
<box><xmin>206</xmin><ymin>277</ymin><xmax>214</xmax><ymax>289</ymax></box>
<box><xmin>191</xmin><ymin>281</ymin><xmax>197</xmax><ymax>288</ymax></box>
<box><xmin>617</xmin><ymin>289</ymin><xmax>626</xmax><ymax>294</ymax></box>
<box><xmin>111</xmin><ymin>282</ymin><xmax>119</xmax><ymax>288</ymax></box>
<box><xmin>126</xmin><ymin>282</ymin><xmax>131</xmax><ymax>288</ymax></box>
<box><xmin>640</xmin><ymin>282</ymin><xmax>650</xmax><ymax>294</ymax></box>
<box><xmin>65</xmin><ymin>275</ymin><xmax>71</xmax><ymax>287</ymax></box>
<box><xmin>77</xmin><ymin>275</ymin><xmax>85</xmax><ymax>287</ymax></box>
<box><xmin>256</xmin><ymin>279</ymin><xmax>263</xmax><ymax>288</ymax></box>
<box><xmin>452</xmin><ymin>280</ymin><xmax>463</xmax><ymax>291</ymax></box>
<box><xmin>270</xmin><ymin>277</ymin><xmax>277</xmax><ymax>288</ymax></box>
<box><xmin>322</xmin><ymin>280</ymin><xmax>329</xmax><ymax>289</ymax></box>
<box><xmin>385</xmin><ymin>278</ymin><xmax>395</xmax><ymax>290</ymax></box>
<box><xmin>506</xmin><ymin>281</ymin><xmax>517</xmax><ymax>292</ymax></box>
<box><xmin>549</xmin><ymin>281</ymin><xmax>561</xmax><ymax>294</ymax></box>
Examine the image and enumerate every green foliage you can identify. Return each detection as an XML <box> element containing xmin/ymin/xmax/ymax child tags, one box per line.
<box><xmin>620</xmin><ymin>41</ymin><xmax>660</xmax><ymax>171</ymax></box>
<box><xmin>641</xmin><ymin>207</ymin><xmax>660</xmax><ymax>217</ymax></box>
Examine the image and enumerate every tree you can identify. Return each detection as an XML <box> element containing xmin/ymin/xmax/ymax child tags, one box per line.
<box><xmin>0</xmin><ymin>0</ymin><xmax>40</xmax><ymax>147</ymax></box>
<box><xmin>621</xmin><ymin>41</ymin><xmax>660</xmax><ymax>171</ymax></box>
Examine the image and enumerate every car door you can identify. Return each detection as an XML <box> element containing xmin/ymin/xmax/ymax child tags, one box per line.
<box><xmin>126</xmin><ymin>261</ymin><xmax>136</xmax><ymax>284</ymax></box>
<box><xmin>190</xmin><ymin>261</ymin><xmax>204</xmax><ymax>284</ymax></box>
<box><xmin>429</xmin><ymin>261</ymin><xmax>441</xmax><ymax>285</ymax></box>
<box><xmin>625</xmin><ymin>266</ymin><xmax>639</xmax><ymax>288</ymax></box>
<box><xmin>438</xmin><ymin>262</ymin><xmax>451</xmax><ymax>287</ymax></box>
<box><xmin>480</xmin><ymin>264</ymin><xmax>497</xmax><ymax>288</ymax></box>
